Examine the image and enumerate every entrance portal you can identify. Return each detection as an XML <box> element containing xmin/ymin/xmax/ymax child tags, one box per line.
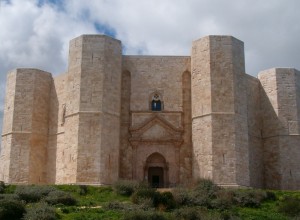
<box><xmin>145</xmin><ymin>153</ymin><xmax>168</xmax><ymax>188</ymax></box>
<box><xmin>148</xmin><ymin>167</ymin><xmax>164</xmax><ymax>188</ymax></box>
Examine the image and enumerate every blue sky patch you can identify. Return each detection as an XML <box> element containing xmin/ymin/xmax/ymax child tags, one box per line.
<box><xmin>37</xmin><ymin>0</ymin><xmax>65</xmax><ymax>10</ymax></box>
<box><xmin>94</xmin><ymin>22</ymin><xmax>116</xmax><ymax>38</ymax></box>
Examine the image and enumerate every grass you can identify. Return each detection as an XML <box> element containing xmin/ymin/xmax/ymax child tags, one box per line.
<box><xmin>58</xmin><ymin>208</ymin><xmax>123</xmax><ymax>220</ymax></box>
<box><xmin>55</xmin><ymin>185</ymin><xmax>129</xmax><ymax>206</ymax></box>
<box><xmin>54</xmin><ymin>185</ymin><xmax>129</xmax><ymax>219</ymax></box>
<box><xmin>1</xmin><ymin>181</ymin><xmax>300</xmax><ymax>220</ymax></box>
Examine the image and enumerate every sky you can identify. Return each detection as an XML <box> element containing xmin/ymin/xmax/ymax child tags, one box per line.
<box><xmin>0</xmin><ymin>0</ymin><xmax>300</xmax><ymax>138</ymax></box>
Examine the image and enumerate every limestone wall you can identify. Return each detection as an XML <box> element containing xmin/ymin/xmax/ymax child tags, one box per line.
<box><xmin>259</xmin><ymin>68</ymin><xmax>300</xmax><ymax>189</ymax></box>
<box><xmin>68</xmin><ymin>35</ymin><xmax>122</xmax><ymax>184</ymax></box>
<box><xmin>0</xmin><ymin>71</ymin><xmax>16</xmax><ymax>182</ymax></box>
<box><xmin>47</xmin><ymin>73</ymin><xmax>67</xmax><ymax>183</ymax></box>
<box><xmin>192</xmin><ymin>36</ymin><xmax>250</xmax><ymax>187</ymax></box>
<box><xmin>123</xmin><ymin>56</ymin><xmax>190</xmax><ymax>112</ymax></box>
<box><xmin>181</xmin><ymin>71</ymin><xmax>193</xmax><ymax>184</ymax></box>
<box><xmin>119</xmin><ymin>70</ymin><xmax>132</xmax><ymax>179</ymax></box>
<box><xmin>122</xmin><ymin>56</ymin><xmax>192</xmax><ymax>185</ymax></box>
<box><xmin>0</xmin><ymin>69</ymin><xmax>52</xmax><ymax>184</ymax></box>
<box><xmin>191</xmin><ymin>36</ymin><xmax>213</xmax><ymax>180</ymax></box>
<box><xmin>245</xmin><ymin>75</ymin><xmax>263</xmax><ymax>188</ymax></box>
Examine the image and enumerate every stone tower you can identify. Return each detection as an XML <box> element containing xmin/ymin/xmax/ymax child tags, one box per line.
<box><xmin>0</xmin><ymin>69</ymin><xmax>52</xmax><ymax>183</ymax></box>
<box><xmin>49</xmin><ymin>35</ymin><xmax>122</xmax><ymax>184</ymax></box>
<box><xmin>191</xmin><ymin>36</ymin><xmax>250</xmax><ymax>187</ymax></box>
<box><xmin>259</xmin><ymin>68</ymin><xmax>300</xmax><ymax>190</ymax></box>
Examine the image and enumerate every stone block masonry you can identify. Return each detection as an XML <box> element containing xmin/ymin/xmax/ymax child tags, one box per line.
<box><xmin>0</xmin><ymin>34</ymin><xmax>299</xmax><ymax>189</ymax></box>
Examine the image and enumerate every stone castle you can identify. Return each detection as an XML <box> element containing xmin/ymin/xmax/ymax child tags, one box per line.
<box><xmin>0</xmin><ymin>35</ymin><xmax>299</xmax><ymax>190</ymax></box>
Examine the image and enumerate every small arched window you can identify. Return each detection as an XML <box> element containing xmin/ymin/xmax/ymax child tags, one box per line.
<box><xmin>151</xmin><ymin>93</ymin><xmax>162</xmax><ymax>111</ymax></box>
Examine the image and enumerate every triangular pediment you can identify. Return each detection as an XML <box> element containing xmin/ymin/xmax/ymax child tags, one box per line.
<box><xmin>140</xmin><ymin>123</ymin><xmax>174</xmax><ymax>140</ymax></box>
<box><xmin>130</xmin><ymin>116</ymin><xmax>183</xmax><ymax>142</ymax></box>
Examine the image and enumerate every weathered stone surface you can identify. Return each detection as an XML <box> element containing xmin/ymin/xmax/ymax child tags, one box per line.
<box><xmin>259</xmin><ymin>68</ymin><xmax>300</xmax><ymax>189</ymax></box>
<box><xmin>192</xmin><ymin>36</ymin><xmax>250</xmax><ymax>187</ymax></box>
<box><xmin>0</xmin><ymin>35</ymin><xmax>299</xmax><ymax>189</ymax></box>
<box><xmin>0</xmin><ymin>69</ymin><xmax>51</xmax><ymax>184</ymax></box>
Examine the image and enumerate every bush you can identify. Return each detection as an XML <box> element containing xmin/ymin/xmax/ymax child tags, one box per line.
<box><xmin>176</xmin><ymin>178</ymin><xmax>221</xmax><ymax>208</ymax></box>
<box><xmin>105</xmin><ymin>200</ymin><xmax>154</xmax><ymax>212</ymax></box>
<box><xmin>106</xmin><ymin>201</ymin><xmax>127</xmax><ymax>210</ymax></box>
<box><xmin>233</xmin><ymin>189</ymin><xmax>267</xmax><ymax>208</ymax></box>
<box><xmin>131</xmin><ymin>187</ymin><xmax>158</xmax><ymax>205</ymax></box>
<box><xmin>114</xmin><ymin>180</ymin><xmax>139</xmax><ymax>196</ymax></box>
<box><xmin>15</xmin><ymin>185</ymin><xmax>56</xmax><ymax>203</ymax></box>
<box><xmin>78</xmin><ymin>185</ymin><xmax>88</xmax><ymax>195</ymax></box>
<box><xmin>23</xmin><ymin>202</ymin><xmax>58</xmax><ymax>220</ymax></box>
<box><xmin>44</xmin><ymin>190</ymin><xmax>77</xmax><ymax>206</ymax></box>
<box><xmin>211</xmin><ymin>190</ymin><xmax>235</xmax><ymax>210</ymax></box>
<box><xmin>194</xmin><ymin>178</ymin><xmax>220</xmax><ymax>196</ymax></box>
<box><xmin>0</xmin><ymin>181</ymin><xmax>5</xmax><ymax>194</ymax></box>
<box><xmin>153</xmin><ymin>191</ymin><xmax>176</xmax><ymax>210</ymax></box>
<box><xmin>123</xmin><ymin>210</ymin><xmax>167</xmax><ymax>220</ymax></box>
<box><xmin>2</xmin><ymin>185</ymin><xmax>16</xmax><ymax>194</ymax></box>
<box><xmin>265</xmin><ymin>191</ymin><xmax>276</xmax><ymax>201</ymax></box>
<box><xmin>172</xmin><ymin>187</ymin><xmax>193</xmax><ymax>206</ymax></box>
<box><xmin>0</xmin><ymin>193</ymin><xmax>20</xmax><ymax>201</ymax></box>
<box><xmin>173</xmin><ymin>207</ymin><xmax>208</xmax><ymax>220</ymax></box>
<box><xmin>278</xmin><ymin>196</ymin><xmax>300</xmax><ymax>217</ymax></box>
<box><xmin>0</xmin><ymin>199</ymin><xmax>26</xmax><ymax>220</ymax></box>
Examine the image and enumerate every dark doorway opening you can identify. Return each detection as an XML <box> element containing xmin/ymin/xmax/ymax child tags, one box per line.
<box><xmin>148</xmin><ymin>167</ymin><xmax>164</xmax><ymax>188</ymax></box>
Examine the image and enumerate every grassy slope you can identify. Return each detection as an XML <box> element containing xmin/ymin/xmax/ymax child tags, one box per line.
<box><xmin>53</xmin><ymin>185</ymin><xmax>298</xmax><ymax>220</ymax></box>
<box><xmin>2</xmin><ymin>184</ymin><xmax>299</xmax><ymax>219</ymax></box>
<box><xmin>54</xmin><ymin>185</ymin><xmax>129</xmax><ymax>220</ymax></box>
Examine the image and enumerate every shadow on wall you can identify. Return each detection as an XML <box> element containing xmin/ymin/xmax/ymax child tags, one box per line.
<box><xmin>259</xmin><ymin>84</ymin><xmax>280</xmax><ymax>189</ymax></box>
<box><xmin>46</xmin><ymin>78</ymin><xmax>59</xmax><ymax>183</ymax></box>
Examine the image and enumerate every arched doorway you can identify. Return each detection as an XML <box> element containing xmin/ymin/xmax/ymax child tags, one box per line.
<box><xmin>144</xmin><ymin>153</ymin><xmax>168</xmax><ymax>188</ymax></box>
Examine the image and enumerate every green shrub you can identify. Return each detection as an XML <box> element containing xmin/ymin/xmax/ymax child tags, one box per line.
<box><xmin>211</xmin><ymin>190</ymin><xmax>235</xmax><ymax>210</ymax></box>
<box><xmin>0</xmin><ymin>199</ymin><xmax>26</xmax><ymax>220</ymax></box>
<box><xmin>23</xmin><ymin>202</ymin><xmax>58</xmax><ymax>220</ymax></box>
<box><xmin>173</xmin><ymin>207</ymin><xmax>208</xmax><ymax>220</ymax></box>
<box><xmin>265</xmin><ymin>191</ymin><xmax>276</xmax><ymax>201</ymax></box>
<box><xmin>194</xmin><ymin>178</ymin><xmax>220</xmax><ymax>195</ymax></box>
<box><xmin>131</xmin><ymin>187</ymin><xmax>158</xmax><ymax>205</ymax></box>
<box><xmin>114</xmin><ymin>180</ymin><xmax>139</xmax><ymax>196</ymax></box>
<box><xmin>60</xmin><ymin>206</ymin><xmax>77</xmax><ymax>214</ymax></box>
<box><xmin>2</xmin><ymin>185</ymin><xmax>16</xmax><ymax>194</ymax></box>
<box><xmin>219</xmin><ymin>210</ymin><xmax>240</xmax><ymax>220</ymax></box>
<box><xmin>44</xmin><ymin>190</ymin><xmax>77</xmax><ymax>206</ymax></box>
<box><xmin>0</xmin><ymin>181</ymin><xmax>5</xmax><ymax>194</ymax></box>
<box><xmin>278</xmin><ymin>196</ymin><xmax>300</xmax><ymax>217</ymax></box>
<box><xmin>233</xmin><ymin>189</ymin><xmax>267</xmax><ymax>208</ymax></box>
<box><xmin>105</xmin><ymin>200</ymin><xmax>153</xmax><ymax>212</ymax></box>
<box><xmin>184</xmin><ymin>178</ymin><xmax>220</xmax><ymax>208</ymax></box>
<box><xmin>172</xmin><ymin>187</ymin><xmax>193</xmax><ymax>206</ymax></box>
<box><xmin>15</xmin><ymin>185</ymin><xmax>56</xmax><ymax>203</ymax></box>
<box><xmin>153</xmin><ymin>191</ymin><xmax>176</xmax><ymax>210</ymax></box>
<box><xmin>123</xmin><ymin>210</ymin><xmax>167</xmax><ymax>220</ymax></box>
<box><xmin>172</xmin><ymin>186</ymin><xmax>213</xmax><ymax>207</ymax></box>
<box><xmin>0</xmin><ymin>193</ymin><xmax>20</xmax><ymax>201</ymax></box>
<box><xmin>78</xmin><ymin>185</ymin><xmax>88</xmax><ymax>195</ymax></box>
<box><xmin>106</xmin><ymin>201</ymin><xmax>127</xmax><ymax>210</ymax></box>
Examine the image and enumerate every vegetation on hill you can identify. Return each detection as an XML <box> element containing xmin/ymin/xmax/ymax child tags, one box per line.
<box><xmin>0</xmin><ymin>180</ymin><xmax>299</xmax><ymax>220</ymax></box>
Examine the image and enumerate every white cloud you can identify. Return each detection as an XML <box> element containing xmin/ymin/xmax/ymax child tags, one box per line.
<box><xmin>0</xmin><ymin>0</ymin><xmax>300</xmax><ymax>138</ymax></box>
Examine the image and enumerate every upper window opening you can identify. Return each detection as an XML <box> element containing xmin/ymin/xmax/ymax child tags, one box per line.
<box><xmin>152</xmin><ymin>100</ymin><xmax>161</xmax><ymax>111</ymax></box>
<box><xmin>151</xmin><ymin>93</ymin><xmax>162</xmax><ymax>111</ymax></box>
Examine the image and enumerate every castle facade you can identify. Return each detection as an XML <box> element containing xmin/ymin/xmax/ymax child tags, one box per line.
<box><xmin>0</xmin><ymin>35</ymin><xmax>299</xmax><ymax>189</ymax></box>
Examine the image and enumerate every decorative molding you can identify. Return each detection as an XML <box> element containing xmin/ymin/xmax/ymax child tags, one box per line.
<box><xmin>129</xmin><ymin>114</ymin><xmax>183</xmax><ymax>146</ymax></box>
